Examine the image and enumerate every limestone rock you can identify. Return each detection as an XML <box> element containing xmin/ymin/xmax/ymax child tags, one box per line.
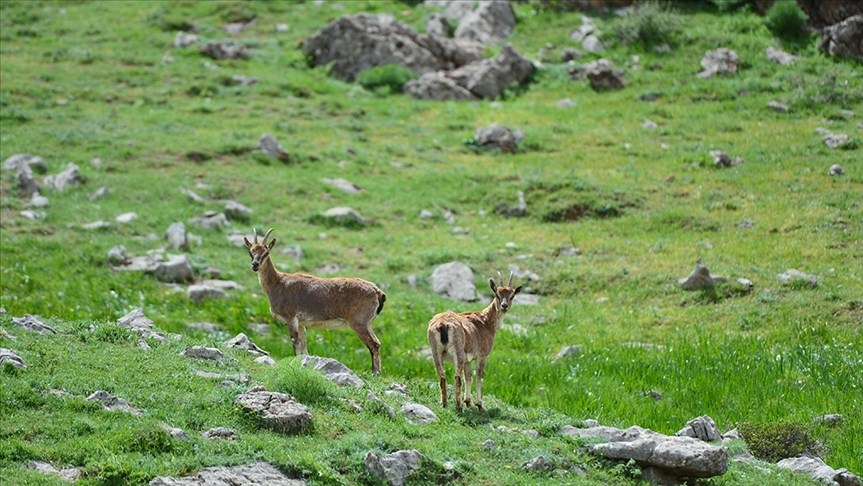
<box><xmin>179</xmin><ymin>186</ymin><xmax>206</xmax><ymax>203</ymax></box>
<box><xmin>258</xmin><ymin>133</ymin><xmax>289</xmax><ymax>161</ymax></box>
<box><xmin>453</xmin><ymin>0</ymin><xmax>516</xmax><ymax>45</ymax></box>
<box><xmin>181</xmin><ymin>346</ymin><xmax>224</xmax><ymax>360</ymax></box>
<box><xmin>823</xmin><ymin>133</ymin><xmax>850</xmax><ymax>148</ymax></box>
<box><xmin>561</xmin><ymin>46</ymin><xmax>582</xmax><ymax>62</ymax></box>
<box><xmin>768</xmin><ymin>100</ymin><xmax>789</xmax><ymax>113</ymax></box>
<box><xmin>829</xmin><ymin>164</ymin><xmax>844</xmax><ymax>176</ymax></box>
<box><xmin>23</xmin><ymin>461</ymin><xmax>80</xmax><ymax>483</ymax></box>
<box><xmin>0</xmin><ymin>348</ymin><xmax>26</xmax><ymax>369</ymax></box>
<box><xmin>474</xmin><ymin>123</ymin><xmax>521</xmax><ymax>153</ymax></box>
<box><xmin>301</xmin><ymin>355</ymin><xmax>363</xmax><ymax>387</ymax></box>
<box><xmin>322</xmin><ymin>206</ymin><xmax>365</xmax><ymax>225</ymax></box>
<box><xmin>322</xmin><ymin>177</ymin><xmax>363</xmax><ymax>194</ymax></box>
<box><xmin>426</xmin><ymin>12</ymin><xmax>452</xmax><ymax>37</ymax></box>
<box><xmin>173</xmin><ymin>31</ymin><xmax>198</xmax><ymax>48</ymax></box>
<box><xmin>165</xmin><ymin>222</ymin><xmax>188</xmax><ymax>251</ymax></box>
<box><xmin>16</xmin><ymin>163</ymin><xmax>41</xmax><ymax>197</ymax></box>
<box><xmin>43</xmin><ymin>163</ymin><xmax>82</xmax><ymax>191</ymax></box>
<box><xmin>190</xmin><ymin>211</ymin><xmax>229</xmax><ymax>229</ymax></box>
<box><xmin>235</xmin><ymin>386</ymin><xmax>312</xmax><ymax>433</ymax></box>
<box><xmin>86</xmin><ymin>390</ymin><xmax>143</xmax><ymax>415</ymax></box>
<box><xmin>401</xmin><ymin>71</ymin><xmax>478</xmax><ymax>100</ymax></box>
<box><xmin>697</xmin><ymin>48</ymin><xmax>738</xmax><ymax>79</ymax></box>
<box><xmin>12</xmin><ymin>314</ymin><xmax>58</xmax><ymax>334</ymax></box>
<box><xmin>429</xmin><ymin>261</ymin><xmax>476</xmax><ymax>301</ymax></box>
<box><xmin>524</xmin><ymin>456</ymin><xmax>554</xmax><ymax>472</ymax></box>
<box><xmin>202</xmin><ymin>427</ymin><xmax>237</xmax><ymax>440</ymax></box>
<box><xmin>150</xmin><ymin>462</ymin><xmax>305</xmax><ymax>486</ymax></box>
<box><xmin>778</xmin><ymin>268</ymin><xmax>817</xmax><ymax>287</ymax></box>
<box><xmin>255</xmin><ymin>355</ymin><xmax>277</xmax><ymax>366</ymax></box>
<box><xmin>3</xmin><ymin>154</ymin><xmax>48</xmax><ymax>173</ymax></box>
<box><xmin>675</xmin><ymin>415</ymin><xmax>723</xmax><ymax>442</ymax></box>
<box><xmin>777</xmin><ymin>455</ymin><xmax>862</xmax><ymax>486</ymax></box>
<box><xmin>819</xmin><ymin>15</ymin><xmax>863</xmax><ymax>62</ymax></box>
<box><xmin>224</xmin><ymin>201</ymin><xmax>252</xmax><ymax>221</ymax></box>
<box><xmin>554</xmin><ymin>345</ymin><xmax>583</xmax><ymax>361</ymax></box>
<box><xmin>364</xmin><ymin>450</ymin><xmax>423</xmax><ymax>486</ymax></box>
<box><xmin>765</xmin><ymin>46</ymin><xmax>799</xmax><ymax>65</ymax></box>
<box><xmin>154</xmin><ymin>254</ymin><xmax>194</xmax><ymax>283</ymax></box>
<box><xmin>678</xmin><ymin>260</ymin><xmax>726</xmax><ymax>290</ymax></box>
<box><xmin>402</xmin><ymin>402</ymin><xmax>438</xmax><ymax>424</ymax></box>
<box><xmin>225</xmin><ymin>333</ymin><xmax>269</xmax><ymax>357</ymax></box>
<box><xmin>199</xmin><ymin>41</ymin><xmax>250</xmax><ymax>60</ymax></box>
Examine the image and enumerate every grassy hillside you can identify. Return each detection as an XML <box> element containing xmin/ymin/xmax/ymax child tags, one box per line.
<box><xmin>1</xmin><ymin>1</ymin><xmax>861</xmax><ymax>484</ymax></box>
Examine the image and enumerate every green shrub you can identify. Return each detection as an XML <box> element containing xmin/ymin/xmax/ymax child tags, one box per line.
<box><xmin>764</xmin><ymin>1</ymin><xmax>808</xmax><ymax>38</ymax></box>
<box><xmin>739</xmin><ymin>421</ymin><xmax>826</xmax><ymax>462</ymax></box>
<box><xmin>356</xmin><ymin>64</ymin><xmax>418</xmax><ymax>94</ymax></box>
<box><xmin>615</xmin><ymin>1</ymin><xmax>683</xmax><ymax>47</ymax></box>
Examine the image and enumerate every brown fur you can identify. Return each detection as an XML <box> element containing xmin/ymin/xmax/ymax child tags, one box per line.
<box><xmin>245</xmin><ymin>228</ymin><xmax>386</xmax><ymax>374</ymax></box>
<box><xmin>427</xmin><ymin>274</ymin><xmax>522</xmax><ymax>411</ymax></box>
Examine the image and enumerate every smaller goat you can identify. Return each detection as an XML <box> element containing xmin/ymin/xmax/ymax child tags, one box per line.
<box><xmin>244</xmin><ymin>228</ymin><xmax>386</xmax><ymax>373</ymax></box>
<box><xmin>427</xmin><ymin>272</ymin><xmax>522</xmax><ymax>411</ymax></box>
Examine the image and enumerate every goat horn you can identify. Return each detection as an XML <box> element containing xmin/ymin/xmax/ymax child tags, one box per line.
<box><xmin>253</xmin><ymin>228</ymin><xmax>259</xmax><ymax>244</ymax></box>
<box><xmin>497</xmin><ymin>271</ymin><xmax>503</xmax><ymax>286</ymax></box>
<box><xmin>508</xmin><ymin>271</ymin><xmax>513</xmax><ymax>287</ymax></box>
<box><xmin>263</xmin><ymin>228</ymin><xmax>274</xmax><ymax>245</ymax></box>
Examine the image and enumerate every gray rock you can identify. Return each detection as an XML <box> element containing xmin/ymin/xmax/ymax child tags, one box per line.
<box><xmin>198</xmin><ymin>41</ymin><xmax>251</xmax><ymax>60</ymax></box>
<box><xmin>829</xmin><ymin>164</ymin><xmax>844</xmax><ymax>176</ymax></box>
<box><xmin>823</xmin><ymin>133</ymin><xmax>850</xmax><ymax>148</ymax></box>
<box><xmin>224</xmin><ymin>201</ymin><xmax>252</xmax><ymax>220</ymax></box>
<box><xmin>258</xmin><ymin>133</ymin><xmax>289</xmax><ymax>161</ymax></box>
<box><xmin>190</xmin><ymin>211</ymin><xmax>229</xmax><ymax>229</ymax></box>
<box><xmin>279</xmin><ymin>245</ymin><xmax>303</xmax><ymax>259</ymax></box>
<box><xmin>765</xmin><ymin>46</ymin><xmax>799</xmax><ymax>65</ymax></box>
<box><xmin>301</xmin><ymin>355</ymin><xmax>364</xmax><ymax>386</ymax></box>
<box><xmin>115</xmin><ymin>212</ymin><xmax>137</xmax><ymax>223</ymax></box>
<box><xmin>654</xmin><ymin>43</ymin><xmax>672</xmax><ymax>53</ymax></box>
<box><xmin>23</xmin><ymin>461</ymin><xmax>80</xmax><ymax>483</ymax></box>
<box><xmin>113</xmin><ymin>254</ymin><xmax>164</xmax><ymax>272</ymax></box>
<box><xmin>581</xmin><ymin>35</ymin><xmax>605</xmax><ymax>52</ymax></box>
<box><xmin>181</xmin><ymin>346</ymin><xmax>224</xmax><ymax>360</ymax></box>
<box><xmin>86</xmin><ymin>390</ymin><xmax>143</xmax><ymax>415</ymax></box>
<box><xmin>697</xmin><ymin>48</ymin><xmax>738</xmax><ymax>79</ymax></box>
<box><xmin>20</xmin><ymin>210</ymin><xmax>45</xmax><ymax>220</ymax></box>
<box><xmin>162</xmin><ymin>425</ymin><xmax>189</xmax><ymax>441</ymax></box>
<box><xmin>3</xmin><ymin>154</ymin><xmax>48</xmax><ymax>173</ymax></box>
<box><xmin>149</xmin><ymin>462</ymin><xmax>305</xmax><ymax>486</ymax></box>
<box><xmin>322</xmin><ymin>177</ymin><xmax>363</xmax><ymax>194</ymax></box>
<box><xmin>453</xmin><ymin>0</ymin><xmax>516</xmax><ymax>45</ymax></box>
<box><xmin>194</xmin><ymin>370</ymin><xmax>248</xmax><ymax>382</ymax></box>
<box><xmin>43</xmin><ymin>163</ymin><xmax>81</xmax><ymax>191</ymax></box>
<box><xmin>255</xmin><ymin>355</ymin><xmax>277</xmax><ymax>366</ymax></box>
<box><xmin>402</xmin><ymin>71</ymin><xmax>478</xmax><ymax>100</ymax></box>
<box><xmin>426</xmin><ymin>12</ymin><xmax>451</xmax><ymax>37</ymax></box>
<box><xmin>561</xmin><ymin>47</ymin><xmax>582</xmax><ymax>61</ymax></box>
<box><xmin>30</xmin><ymin>192</ymin><xmax>49</xmax><ymax>208</ymax></box>
<box><xmin>768</xmin><ymin>100</ymin><xmax>789</xmax><ymax>113</ymax></box>
<box><xmin>367</xmin><ymin>390</ymin><xmax>396</xmax><ymax>419</ymax></box>
<box><xmin>582</xmin><ymin>58</ymin><xmax>625</xmax><ymax>90</ymax></box>
<box><xmin>553</xmin><ymin>345</ymin><xmax>583</xmax><ymax>361</ymax></box>
<box><xmin>675</xmin><ymin>415</ymin><xmax>723</xmax><ymax>442</ymax></box>
<box><xmin>165</xmin><ymin>222</ymin><xmax>188</xmax><ymax>251</ymax></box>
<box><xmin>678</xmin><ymin>260</ymin><xmax>726</xmax><ymax>290</ymax></box>
<box><xmin>474</xmin><ymin>123</ymin><xmax>520</xmax><ymax>152</ymax></box>
<box><xmin>154</xmin><ymin>254</ymin><xmax>194</xmax><ymax>283</ymax></box>
<box><xmin>642</xmin><ymin>119</ymin><xmax>659</xmax><ymax>129</ymax></box>
<box><xmin>12</xmin><ymin>314</ymin><xmax>58</xmax><ymax>334</ymax></box>
<box><xmin>179</xmin><ymin>186</ymin><xmax>206</xmax><ymax>203</ymax></box>
<box><xmin>710</xmin><ymin>150</ymin><xmax>743</xmax><ymax>167</ymax></box>
<box><xmin>188</xmin><ymin>285</ymin><xmax>229</xmax><ymax>303</ymax></box>
<box><xmin>16</xmin><ymin>163</ymin><xmax>41</xmax><ymax>197</ymax></box>
<box><xmin>322</xmin><ymin>206</ymin><xmax>365</xmax><ymax>225</ymax></box>
<box><xmin>777</xmin><ymin>455</ymin><xmax>862</xmax><ymax>486</ymax></box>
<box><xmin>225</xmin><ymin>333</ymin><xmax>269</xmax><ymax>357</ymax></box>
<box><xmin>88</xmin><ymin>186</ymin><xmax>109</xmax><ymax>200</ymax></box>
<box><xmin>0</xmin><ymin>348</ymin><xmax>26</xmax><ymax>369</ymax></box>
<box><xmin>83</xmin><ymin>220</ymin><xmax>112</xmax><ymax>230</ymax></box>
<box><xmin>814</xmin><ymin>413</ymin><xmax>843</xmax><ymax>426</ymax></box>
<box><xmin>819</xmin><ymin>15</ymin><xmax>863</xmax><ymax>62</ymax></box>
<box><xmin>302</xmin><ymin>13</ymin><xmax>483</xmax><ymax>82</ymax></box>
<box><xmin>402</xmin><ymin>403</ymin><xmax>438</xmax><ymax>424</ymax></box>
<box><xmin>107</xmin><ymin>245</ymin><xmax>127</xmax><ymax>265</ymax></box>
<box><xmin>569</xmin><ymin>23</ymin><xmax>596</xmax><ymax>42</ymax></box>
<box><xmin>429</xmin><ymin>261</ymin><xmax>476</xmax><ymax>301</ymax></box>
<box><xmin>778</xmin><ymin>268</ymin><xmax>817</xmax><ymax>287</ymax></box>
<box><xmin>230</xmin><ymin>74</ymin><xmax>258</xmax><ymax>85</ymax></box>
<box><xmin>524</xmin><ymin>455</ymin><xmax>554</xmax><ymax>472</ymax></box>
<box><xmin>365</xmin><ymin>450</ymin><xmax>423</xmax><ymax>486</ymax></box>
<box><xmin>173</xmin><ymin>31</ymin><xmax>198</xmax><ymax>48</ymax></box>
<box><xmin>202</xmin><ymin>427</ymin><xmax>238</xmax><ymax>440</ymax></box>
<box><xmin>235</xmin><ymin>386</ymin><xmax>312</xmax><ymax>433</ymax></box>
<box><xmin>556</xmin><ymin>98</ymin><xmax>574</xmax><ymax>108</ymax></box>
<box><xmin>117</xmin><ymin>307</ymin><xmax>154</xmax><ymax>331</ymax></box>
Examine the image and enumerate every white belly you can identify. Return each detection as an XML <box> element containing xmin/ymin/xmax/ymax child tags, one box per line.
<box><xmin>301</xmin><ymin>318</ymin><xmax>349</xmax><ymax>330</ymax></box>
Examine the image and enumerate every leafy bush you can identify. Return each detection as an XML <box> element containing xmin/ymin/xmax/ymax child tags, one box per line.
<box><xmin>739</xmin><ymin>421</ymin><xmax>826</xmax><ymax>462</ymax></box>
<box><xmin>764</xmin><ymin>1</ymin><xmax>808</xmax><ymax>38</ymax></box>
<box><xmin>615</xmin><ymin>1</ymin><xmax>683</xmax><ymax>47</ymax></box>
<box><xmin>356</xmin><ymin>64</ymin><xmax>418</xmax><ymax>94</ymax></box>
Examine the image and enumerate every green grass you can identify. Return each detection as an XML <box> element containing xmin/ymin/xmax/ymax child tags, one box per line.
<box><xmin>1</xmin><ymin>1</ymin><xmax>861</xmax><ymax>484</ymax></box>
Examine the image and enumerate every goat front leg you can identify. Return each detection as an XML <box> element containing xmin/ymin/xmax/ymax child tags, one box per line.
<box><xmin>454</xmin><ymin>353</ymin><xmax>466</xmax><ymax>412</ymax></box>
<box><xmin>475</xmin><ymin>357</ymin><xmax>487</xmax><ymax>411</ymax></box>
<box><xmin>463</xmin><ymin>360</ymin><xmax>474</xmax><ymax>409</ymax></box>
<box><xmin>286</xmin><ymin>315</ymin><xmax>307</xmax><ymax>356</ymax></box>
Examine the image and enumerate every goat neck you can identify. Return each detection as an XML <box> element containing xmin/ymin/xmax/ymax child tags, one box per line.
<box><xmin>256</xmin><ymin>252</ymin><xmax>282</xmax><ymax>293</ymax></box>
<box><xmin>479</xmin><ymin>297</ymin><xmax>507</xmax><ymax>332</ymax></box>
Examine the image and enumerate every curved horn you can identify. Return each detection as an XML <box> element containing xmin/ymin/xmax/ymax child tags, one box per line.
<box><xmin>508</xmin><ymin>271</ymin><xmax>513</xmax><ymax>287</ymax></box>
<box><xmin>497</xmin><ymin>271</ymin><xmax>504</xmax><ymax>286</ymax></box>
<box><xmin>263</xmin><ymin>228</ymin><xmax>274</xmax><ymax>245</ymax></box>
<box><xmin>253</xmin><ymin>228</ymin><xmax>259</xmax><ymax>244</ymax></box>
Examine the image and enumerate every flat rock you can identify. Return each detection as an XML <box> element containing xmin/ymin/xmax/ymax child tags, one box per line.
<box><xmin>113</xmin><ymin>254</ymin><xmax>164</xmax><ymax>272</ymax></box>
<box><xmin>301</xmin><ymin>355</ymin><xmax>364</xmax><ymax>386</ymax></box>
<box><xmin>199</xmin><ymin>41</ymin><xmax>250</xmax><ymax>60</ymax></box>
<box><xmin>553</xmin><ymin>345</ymin><xmax>583</xmax><ymax>361</ymax></box>
<box><xmin>778</xmin><ymin>268</ymin><xmax>817</xmax><ymax>287</ymax></box>
<box><xmin>768</xmin><ymin>100</ymin><xmax>789</xmax><ymax>113</ymax></box>
<box><xmin>3</xmin><ymin>154</ymin><xmax>48</xmax><ymax>173</ymax></box>
<box><xmin>255</xmin><ymin>355</ymin><xmax>277</xmax><ymax>366</ymax></box>
<box><xmin>402</xmin><ymin>402</ymin><xmax>437</xmax><ymax>424</ymax></box>
<box><xmin>12</xmin><ymin>314</ymin><xmax>58</xmax><ymax>334</ymax></box>
<box><xmin>154</xmin><ymin>255</ymin><xmax>194</xmax><ymax>283</ymax></box>
<box><xmin>202</xmin><ymin>427</ymin><xmax>238</xmax><ymax>440</ymax></box>
<box><xmin>115</xmin><ymin>212</ymin><xmax>137</xmax><ymax>223</ymax></box>
<box><xmin>86</xmin><ymin>390</ymin><xmax>143</xmax><ymax>415</ymax></box>
<box><xmin>181</xmin><ymin>346</ymin><xmax>224</xmax><ymax>360</ymax></box>
<box><xmin>697</xmin><ymin>48</ymin><xmax>738</xmax><ymax>79</ymax></box>
<box><xmin>823</xmin><ymin>133</ymin><xmax>850</xmax><ymax>148</ymax></box>
<box><xmin>224</xmin><ymin>200</ymin><xmax>252</xmax><ymax>220</ymax></box>
<box><xmin>117</xmin><ymin>307</ymin><xmax>155</xmax><ymax>331</ymax></box>
<box><xmin>322</xmin><ymin>177</ymin><xmax>363</xmax><ymax>194</ymax></box>
<box><xmin>235</xmin><ymin>386</ymin><xmax>312</xmax><ymax>433</ymax></box>
<box><xmin>173</xmin><ymin>31</ymin><xmax>198</xmax><ymax>48</ymax></box>
<box><xmin>322</xmin><ymin>206</ymin><xmax>365</xmax><ymax>225</ymax></box>
<box><xmin>190</xmin><ymin>211</ymin><xmax>229</xmax><ymax>229</ymax></box>
<box><xmin>777</xmin><ymin>455</ymin><xmax>862</xmax><ymax>486</ymax></box>
<box><xmin>23</xmin><ymin>461</ymin><xmax>80</xmax><ymax>483</ymax></box>
<box><xmin>188</xmin><ymin>284</ymin><xmax>228</xmax><ymax>303</ymax></box>
<box><xmin>765</xmin><ymin>46</ymin><xmax>799</xmax><ymax>65</ymax></box>
<box><xmin>150</xmin><ymin>462</ymin><xmax>305</xmax><ymax>486</ymax></box>
<box><xmin>179</xmin><ymin>186</ymin><xmax>206</xmax><ymax>203</ymax></box>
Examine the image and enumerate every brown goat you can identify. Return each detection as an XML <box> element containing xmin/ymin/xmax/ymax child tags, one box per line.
<box><xmin>244</xmin><ymin>228</ymin><xmax>386</xmax><ymax>374</ymax></box>
<box><xmin>427</xmin><ymin>272</ymin><xmax>522</xmax><ymax>411</ymax></box>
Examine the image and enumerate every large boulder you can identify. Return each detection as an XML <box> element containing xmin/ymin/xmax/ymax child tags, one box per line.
<box><xmin>235</xmin><ymin>386</ymin><xmax>312</xmax><ymax>433</ymax></box>
<box><xmin>302</xmin><ymin>13</ymin><xmax>484</xmax><ymax>82</ymax></box>
<box><xmin>819</xmin><ymin>15</ymin><xmax>863</xmax><ymax>61</ymax></box>
<box><xmin>796</xmin><ymin>0</ymin><xmax>863</xmax><ymax>29</ymax></box>
<box><xmin>429</xmin><ymin>261</ymin><xmax>477</xmax><ymax>301</ymax></box>
<box><xmin>404</xmin><ymin>43</ymin><xmax>533</xmax><ymax>100</ymax></box>
<box><xmin>452</xmin><ymin>1</ymin><xmax>516</xmax><ymax>45</ymax></box>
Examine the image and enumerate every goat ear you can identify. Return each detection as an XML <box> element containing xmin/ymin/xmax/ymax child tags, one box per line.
<box><xmin>267</xmin><ymin>238</ymin><xmax>277</xmax><ymax>250</ymax></box>
<box><xmin>243</xmin><ymin>237</ymin><xmax>252</xmax><ymax>248</ymax></box>
<box><xmin>488</xmin><ymin>278</ymin><xmax>497</xmax><ymax>292</ymax></box>
<box><xmin>514</xmin><ymin>285</ymin><xmax>523</xmax><ymax>295</ymax></box>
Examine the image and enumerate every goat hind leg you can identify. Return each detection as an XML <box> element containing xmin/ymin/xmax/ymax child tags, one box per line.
<box><xmin>353</xmin><ymin>323</ymin><xmax>382</xmax><ymax>374</ymax></box>
<box><xmin>463</xmin><ymin>360</ymin><xmax>474</xmax><ymax>408</ymax></box>
<box><xmin>432</xmin><ymin>353</ymin><xmax>447</xmax><ymax>408</ymax></box>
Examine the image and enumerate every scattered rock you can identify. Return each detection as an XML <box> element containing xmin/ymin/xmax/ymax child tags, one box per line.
<box><xmin>777</xmin><ymin>455</ymin><xmax>862</xmax><ymax>486</ymax></box>
<box><xmin>572</xmin><ymin>58</ymin><xmax>625</xmax><ymax>90</ymax></box>
<box><xmin>20</xmin><ymin>210</ymin><xmax>45</xmax><ymax>220</ymax></box>
<box><xmin>113</xmin><ymin>254</ymin><xmax>164</xmax><ymax>273</ymax></box>
<box><xmin>182</xmin><ymin>346</ymin><xmax>224</xmax><ymax>360</ymax></box>
<box><xmin>768</xmin><ymin>100</ymin><xmax>789</xmax><ymax>113</ymax></box>
<box><xmin>301</xmin><ymin>355</ymin><xmax>363</xmax><ymax>387</ymax></box>
<box><xmin>814</xmin><ymin>414</ymin><xmax>843</xmax><ymax>426</ymax></box>
<box><xmin>322</xmin><ymin>177</ymin><xmax>364</xmax><ymax>194</ymax></box>
<box><xmin>654</xmin><ymin>43</ymin><xmax>671</xmax><ymax>53</ymax></box>
<box><xmin>710</xmin><ymin>150</ymin><xmax>744</xmax><ymax>168</ymax></box>
<box><xmin>279</xmin><ymin>245</ymin><xmax>303</xmax><ymax>259</ymax></box>
<box><xmin>556</xmin><ymin>98</ymin><xmax>574</xmax><ymax>108</ymax></box>
<box><xmin>474</xmin><ymin>123</ymin><xmax>522</xmax><ymax>153</ymax></box>
<box><xmin>675</xmin><ymin>415</ymin><xmax>723</xmax><ymax>442</ymax></box>
<box><xmin>43</xmin><ymin>163</ymin><xmax>81</xmax><ymax>191</ymax></box>
<box><xmin>194</xmin><ymin>370</ymin><xmax>248</xmax><ymax>383</ymax></box>
<box><xmin>235</xmin><ymin>386</ymin><xmax>312</xmax><ymax>433</ymax></box>
<box><xmin>188</xmin><ymin>285</ymin><xmax>229</xmax><ymax>303</ymax></box>
<box><xmin>162</xmin><ymin>425</ymin><xmax>189</xmax><ymax>441</ymax></box>
<box><xmin>199</xmin><ymin>41</ymin><xmax>251</xmax><ymax>60</ymax></box>
<box><xmin>23</xmin><ymin>461</ymin><xmax>80</xmax><ymax>483</ymax></box>
<box><xmin>225</xmin><ymin>333</ymin><xmax>269</xmax><ymax>356</ymax></box>
<box><xmin>402</xmin><ymin>403</ymin><xmax>437</xmax><ymax>424</ymax></box>
<box><xmin>678</xmin><ymin>260</ymin><xmax>726</xmax><ymax>290</ymax></box>
<box><xmin>561</xmin><ymin>46</ymin><xmax>582</xmax><ymax>61</ymax></box>
<box><xmin>165</xmin><ymin>222</ymin><xmax>189</xmax><ymax>251</ymax></box>
<box><xmin>173</xmin><ymin>31</ymin><xmax>198</xmax><ymax>48</ymax></box>
<box><xmin>452</xmin><ymin>0</ymin><xmax>516</xmax><ymax>45</ymax></box>
<box><xmin>117</xmin><ymin>307</ymin><xmax>154</xmax><ymax>331</ymax></box>
<box><xmin>154</xmin><ymin>254</ymin><xmax>194</xmax><ymax>283</ymax></box>
<box><xmin>179</xmin><ymin>186</ymin><xmax>206</xmax><ymax>203</ymax></box>
<box><xmin>224</xmin><ymin>200</ymin><xmax>252</xmax><ymax>221</ymax></box>
<box><xmin>765</xmin><ymin>46</ymin><xmax>799</xmax><ymax>65</ymax></box>
<box><xmin>227</xmin><ymin>230</ymin><xmax>256</xmax><ymax>247</ymax></box>
<box><xmin>401</xmin><ymin>71</ymin><xmax>477</xmax><ymax>100</ymax></box>
<box><xmin>12</xmin><ymin>314</ymin><xmax>58</xmax><ymax>334</ymax></box>
<box><xmin>426</xmin><ymin>12</ymin><xmax>452</xmax><ymax>37</ymax></box>
<box><xmin>829</xmin><ymin>164</ymin><xmax>845</xmax><ymax>176</ymax></box>
<box><xmin>697</xmin><ymin>48</ymin><xmax>738</xmax><ymax>79</ymax></box>
<box><xmin>321</xmin><ymin>206</ymin><xmax>366</xmax><ymax>226</ymax></box>
<box><xmin>819</xmin><ymin>15</ymin><xmax>863</xmax><ymax>62</ymax></box>
<box><xmin>823</xmin><ymin>133</ymin><xmax>850</xmax><ymax>148</ymax></box>
<box><xmin>364</xmin><ymin>450</ymin><xmax>423</xmax><ymax>486</ymax></box>
<box><xmin>16</xmin><ymin>164</ymin><xmax>41</xmax><ymax>197</ymax></box>
<box><xmin>28</xmin><ymin>193</ymin><xmax>48</xmax><ymax>207</ymax></box>
<box><xmin>258</xmin><ymin>133</ymin><xmax>290</xmax><ymax>161</ymax></box>
<box><xmin>778</xmin><ymin>268</ymin><xmax>817</xmax><ymax>287</ymax></box>
<box><xmin>524</xmin><ymin>456</ymin><xmax>554</xmax><ymax>472</ymax></box>
<box><xmin>553</xmin><ymin>345</ymin><xmax>583</xmax><ymax>361</ymax></box>
<box><xmin>224</xmin><ymin>19</ymin><xmax>255</xmax><ymax>36</ymax></box>
<box><xmin>115</xmin><ymin>212</ymin><xmax>137</xmax><ymax>223</ymax></box>
<box><xmin>3</xmin><ymin>154</ymin><xmax>48</xmax><ymax>173</ymax></box>
<box><xmin>642</xmin><ymin>119</ymin><xmax>658</xmax><ymax>129</ymax></box>
<box><xmin>367</xmin><ymin>390</ymin><xmax>397</xmax><ymax>419</ymax></box>
<box><xmin>150</xmin><ymin>462</ymin><xmax>305</xmax><ymax>486</ymax></box>
<box><xmin>88</xmin><ymin>186</ymin><xmax>108</xmax><ymax>200</ymax></box>
<box><xmin>429</xmin><ymin>261</ymin><xmax>476</xmax><ymax>301</ymax></box>
<box><xmin>495</xmin><ymin>190</ymin><xmax>527</xmax><ymax>217</ymax></box>
<box><xmin>0</xmin><ymin>348</ymin><xmax>26</xmax><ymax>369</ymax></box>
<box><xmin>190</xmin><ymin>211</ymin><xmax>229</xmax><ymax>229</ymax></box>
<box><xmin>202</xmin><ymin>427</ymin><xmax>238</xmax><ymax>440</ymax></box>
<box><xmin>255</xmin><ymin>355</ymin><xmax>277</xmax><ymax>366</ymax></box>
<box><xmin>86</xmin><ymin>390</ymin><xmax>143</xmax><ymax>415</ymax></box>
<box><xmin>230</xmin><ymin>74</ymin><xmax>258</xmax><ymax>85</ymax></box>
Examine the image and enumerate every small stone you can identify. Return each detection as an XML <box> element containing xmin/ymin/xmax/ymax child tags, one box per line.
<box><xmin>777</xmin><ymin>268</ymin><xmax>817</xmax><ymax>287</ymax></box>
<box><xmin>30</xmin><ymin>193</ymin><xmax>49</xmax><ymax>207</ymax></box>
<box><xmin>276</xmin><ymin>23</ymin><xmax>289</xmax><ymax>32</ymax></box>
<box><xmin>115</xmin><ymin>212</ymin><xmax>137</xmax><ymax>223</ymax></box>
<box><xmin>813</xmin><ymin>414</ymin><xmax>842</xmax><ymax>426</ymax></box>
<box><xmin>642</xmin><ymin>119</ymin><xmax>658</xmax><ymax>129</ymax></box>
<box><xmin>768</xmin><ymin>100</ymin><xmax>789</xmax><ymax>113</ymax></box>
<box><xmin>829</xmin><ymin>164</ymin><xmax>844</xmax><ymax>176</ymax></box>
<box><xmin>553</xmin><ymin>345</ymin><xmax>583</xmax><ymax>361</ymax></box>
<box><xmin>556</xmin><ymin>98</ymin><xmax>574</xmax><ymax>108</ymax></box>
<box><xmin>823</xmin><ymin>133</ymin><xmax>849</xmax><ymax>148</ymax></box>
<box><xmin>107</xmin><ymin>245</ymin><xmax>126</xmax><ymax>264</ymax></box>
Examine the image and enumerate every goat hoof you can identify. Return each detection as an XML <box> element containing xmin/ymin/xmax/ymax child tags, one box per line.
<box><xmin>476</xmin><ymin>403</ymin><xmax>485</xmax><ymax>411</ymax></box>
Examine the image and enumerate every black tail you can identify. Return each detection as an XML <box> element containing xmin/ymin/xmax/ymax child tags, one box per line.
<box><xmin>439</xmin><ymin>327</ymin><xmax>449</xmax><ymax>345</ymax></box>
<box><xmin>376</xmin><ymin>292</ymin><xmax>386</xmax><ymax>315</ymax></box>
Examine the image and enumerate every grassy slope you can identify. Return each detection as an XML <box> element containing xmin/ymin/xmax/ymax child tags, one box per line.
<box><xmin>1</xmin><ymin>1</ymin><xmax>861</xmax><ymax>484</ymax></box>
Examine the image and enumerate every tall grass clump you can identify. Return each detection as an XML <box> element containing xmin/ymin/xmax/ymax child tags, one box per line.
<box><xmin>356</xmin><ymin>64</ymin><xmax>418</xmax><ymax>94</ymax></box>
<box><xmin>764</xmin><ymin>1</ymin><xmax>808</xmax><ymax>38</ymax></box>
<box><xmin>739</xmin><ymin>421</ymin><xmax>826</xmax><ymax>463</ymax></box>
<box><xmin>260</xmin><ymin>357</ymin><xmax>340</xmax><ymax>405</ymax></box>
<box><xmin>615</xmin><ymin>1</ymin><xmax>683</xmax><ymax>48</ymax></box>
